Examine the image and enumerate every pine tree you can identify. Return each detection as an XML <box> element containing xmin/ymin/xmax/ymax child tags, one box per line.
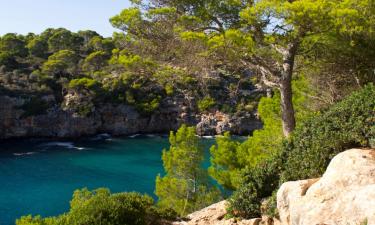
<box><xmin>155</xmin><ymin>125</ymin><xmax>220</xmax><ymax>216</ymax></box>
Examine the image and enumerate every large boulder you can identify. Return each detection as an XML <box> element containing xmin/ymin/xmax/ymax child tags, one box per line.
<box><xmin>277</xmin><ymin>148</ymin><xmax>375</xmax><ymax>225</ymax></box>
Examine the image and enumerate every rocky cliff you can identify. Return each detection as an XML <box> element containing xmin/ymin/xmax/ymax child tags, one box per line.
<box><xmin>0</xmin><ymin>94</ymin><xmax>262</xmax><ymax>139</ymax></box>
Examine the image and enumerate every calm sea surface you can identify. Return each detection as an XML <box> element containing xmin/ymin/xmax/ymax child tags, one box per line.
<box><xmin>0</xmin><ymin>135</ymin><xmax>216</xmax><ymax>225</ymax></box>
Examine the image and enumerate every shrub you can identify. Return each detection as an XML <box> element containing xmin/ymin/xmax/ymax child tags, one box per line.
<box><xmin>164</xmin><ymin>84</ymin><xmax>174</xmax><ymax>96</ymax></box>
<box><xmin>261</xmin><ymin>191</ymin><xmax>278</xmax><ymax>218</ymax></box>
<box><xmin>197</xmin><ymin>96</ymin><xmax>216</xmax><ymax>112</ymax></box>
<box><xmin>281</xmin><ymin>84</ymin><xmax>375</xmax><ymax>182</ymax></box>
<box><xmin>227</xmin><ymin>183</ymin><xmax>260</xmax><ymax>218</ymax></box>
<box><xmin>228</xmin><ymin>150</ymin><xmax>286</xmax><ymax>218</ymax></box>
<box><xmin>68</xmin><ymin>78</ymin><xmax>101</xmax><ymax>92</ymax></box>
<box><xmin>16</xmin><ymin>215</ymin><xmax>51</xmax><ymax>225</ymax></box>
<box><xmin>16</xmin><ymin>188</ymin><xmax>174</xmax><ymax>225</ymax></box>
<box><xmin>20</xmin><ymin>97</ymin><xmax>50</xmax><ymax>118</ymax></box>
<box><xmin>64</xmin><ymin>188</ymin><xmax>155</xmax><ymax>225</ymax></box>
<box><xmin>135</xmin><ymin>97</ymin><xmax>161</xmax><ymax>115</ymax></box>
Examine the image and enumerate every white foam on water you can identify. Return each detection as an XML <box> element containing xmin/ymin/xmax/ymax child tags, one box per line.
<box><xmin>13</xmin><ymin>152</ymin><xmax>37</xmax><ymax>156</ymax></box>
<box><xmin>202</xmin><ymin>136</ymin><xmax>215</xmax><ymax>139</ymax></box>
<box><xmin>40</xmin><ymin>142</ymin><xmax>76</xmax><ymax>149</ymax></box>
<box><xmin>90</xmin><ymin>133</ymin><xmax>112</xmax><ymax>141</ymax></box>
<box><xmin>129</xmin><ymin>134</ymin><xmax>141</xmax><ymax>138</ymax></box>
<box><xmin>39</xmin><ymin>142</ymin><xmax>86</xmax><ymax>151</ymax></box>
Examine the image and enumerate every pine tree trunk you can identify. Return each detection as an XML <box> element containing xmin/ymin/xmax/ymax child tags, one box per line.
<box><xmin>280</xmin><ymin>75</ymin><xmax>295</xmax><ymax>137</ymax></box>
<box><xmin>280</xmin><ymin>43</ymin><xmax>298</xmax><ymax>137</ymax></box>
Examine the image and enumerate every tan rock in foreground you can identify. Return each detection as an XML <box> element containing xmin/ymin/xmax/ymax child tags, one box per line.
<box><xmin>277</xmin><ymin>148</ymin><xmax>375</xmax><ymax>225</ymax></box>
<box><xmin>172</xmin><ymin>201</ymin><xmax>279</xmax><ymax>225</ymax></box>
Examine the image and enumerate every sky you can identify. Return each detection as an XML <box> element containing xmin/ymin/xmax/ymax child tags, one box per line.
<box><xmin>0</xmin><ymin>0</ymin><xmax>131</xmax><ymax>37</ymax></box>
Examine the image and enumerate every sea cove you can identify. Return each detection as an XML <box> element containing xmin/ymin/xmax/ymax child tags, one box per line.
<box><xmin>0</xmin><ymin>136</ymin><xmax>214</xmax><ymax>225</ymax></box>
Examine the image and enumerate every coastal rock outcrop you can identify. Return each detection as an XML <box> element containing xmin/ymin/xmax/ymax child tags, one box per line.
<box><xmin>0</xmin><ymin>94</ymin><xmax>262</xmax><ymax>139</ymax></box>
<box><xmin>196</xmin><ymin>111</ymin><xmax>262</xmax><ymax>136</ymax></box>
<box><xmin>277</xmin><ymin>148</ymin><xmax>375</xmax><ymax>225</ymax></box>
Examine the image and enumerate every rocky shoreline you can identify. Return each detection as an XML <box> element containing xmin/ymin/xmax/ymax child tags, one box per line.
<box><xmin>0</xmin><ymin>95</ymin><xmax>262</xmax><ymax>140</ymax></box>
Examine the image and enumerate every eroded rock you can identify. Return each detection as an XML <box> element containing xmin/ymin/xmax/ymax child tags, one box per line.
<box><xmin>277</xmin><ymin>148</ymin><xmax>375</xmax><ymax>225</ymax></box>
<box><xmin>172</xmin><ymin>201</ymin><xmax>280</xmax><ymax>225</ymax></box>
<box><xmin>0</xmin><ymin>95</ymin><xmax>262</xmax><ymax>139</ymax></box>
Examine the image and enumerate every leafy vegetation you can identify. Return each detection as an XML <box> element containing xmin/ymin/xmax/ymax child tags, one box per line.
<box><xmin>209</xmin><ymin>76</ymin><xmax>314</xmax><ymax>192</ymax></box>
<box><xmin>197</xmin><ymin>97</ymin><xmax>216</xmax><ymax>112</ymax></box>
<box><xmin>16</xmin><ymin>188</ymin><xmax>169</xmax><ymax>225</ymax></box>
<box><xmin>155</xmin><ymin>125</ymin><xmax>221</xmax><ymax>216</ymax></box>
<box><xmin>5</xmin><ymin>0</ymin><xmax>375</xmax><ymax>223</ymax></box>
<box><xmin>281</xmin><ymin>84</ymin><xmax>375</xmax><ymax>182</ymax></box>
<box><xmin>226</xmin><ymin>84</ymin><xmax>375</xmax><ymax>218</ymax></box>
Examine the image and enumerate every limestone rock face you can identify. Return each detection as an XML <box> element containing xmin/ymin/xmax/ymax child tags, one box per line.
<box><xmin>0</xmin><ymin>95</ymin><xmax>262</xmax><ymax>139</ymax></box>
<box><xmin>0</xmin><ymin>95</ymin><xmax>180</xmax><ymax>139</ymax></box>
<box><xmin>277</xmin><ymin>148</ymin><xmax>375</xmax><ymax>225</ymax></box>
<box><xmin>196</xmin><ymin>111</ymin><xmax>262</xmax><ymax>136</ymax></box>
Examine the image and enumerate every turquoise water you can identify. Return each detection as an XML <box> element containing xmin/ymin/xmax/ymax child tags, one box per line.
<box><xmin>0</xmin><ymin>135</ymin><xmax>215</xmax><ymax>225</ymax></box>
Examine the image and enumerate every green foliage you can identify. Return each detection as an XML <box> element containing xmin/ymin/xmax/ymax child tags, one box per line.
<box><xmin>68</xmin><ymin>78</ymin><xmax>100</xmax><ymax>92</ymax></box>
<box><xmin>82</xmin><ymin>51</ymin><xmax>109</xmax><ymax>73</ymax></box>
<box><xmin>16</xmin><ymin>215</ymin><xmax>52</xmax><ymax>225</ymax></box>
<box><xmin>63</xmin><ymin>188</ymin><xmax>154</xmax><ymax>225</ymax></box>
<box><xmin>209</xmin><ymin>92</ymin><xmax>283</xmax><ymax>191</ymax></box>
<box><xmin>0</xmin><ymin>33</ymin><xmax>28</xmax><ymax>57</ymax></box>
<box><xmin>197</xmin><ymin>96</ymin><xmax>216</xmax><ymax>112</ymax></box>
<box><xmin>0</xmin><ymin>51</ymin><xmax>18</xmax><ymax>71</ymax></box>
<box><xmin>209</xmin><ymin>77</ymin><xmax>314</xmax><ymax>191</ymax></box>
<box><xmin>227</xmin><ymin>183</ymin><xmax>260</xmax><ymax>218</ymax></box>
<box><xmin>27</xmin><ymin>37</ymin><xmax>48</xmax><ymax>58</ymax></box>
<box><xmin>20</xmin><ymin>97</ymin><xmax>50</xmax><ymax>118</ymax></box>
<box><xmin>155</xmin><ymin>125</ymin><xmax>221</xmax><ymax>216</ymax></box>
<box><xmin>135</xmin><ymin>96</ymin><xmax>161</xmax><ymax>115</ymax></box>
<box><xmin>110</xmin><ymin>49</ymin><xmax>156</xmax><ymax>70</ymax></box>
<box><xmin>209</xmin><ymin>132</ymin><xmax>241</xmax><ymax>191</ymax></box>
<box><xmin>88</xmin><ymin>36</ymin><xmax>115</xmax><ymax>53</ymax></box>
<box><xmin>281</xmin><ymin>84</ymin><xmax>375</xmax><ymax>182</ymax></box>
<box><xmin>42</xmin><ymin>50</ymin><xmax>78</xmax><ymax>76</ymax></box>
<box><xmin>47</xmin><ymin>29</ymin><xmax>83</xmax><ymax>52</ymax></box>
<box><xmin>17</xmin><ymin>188</ymin><xmax>171</xmax><ymax>225</ymax></box>
<box><xmin>227</xmin><ymin>84</ymin><xmax>375</xmax><ymax>219</ymax></box>
<box><xmin>110</xmin><ymin>8</ymin><xmax>142</xmax><ymax>32</ymax></box>
<box><xmin>164</xmin><ymin>84</ymin><xmax>174</xmax><ymax>96</ymax></box>
<box><xmin>228</xmin><ymin>150</ymin><xmax>285</xmax><ymax>218</ymax></box>
<box><xmin>262</xmin><ymin>192</ymin><xmax>278</xmax><ymax>218</ymax></box>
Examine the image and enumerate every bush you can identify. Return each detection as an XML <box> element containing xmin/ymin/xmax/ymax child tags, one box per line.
<box><xmin>20</xmin><ymin>97</ymin><xmax>50</xmax><ymax>118</ymax></box>
<box><xmin>281</xmin><ymin>84</ymin><xmax>375</xmax><ymax>182</ymax></box>
<box><xmin>17</xmin><ymin>188</ymin><xmax>175</xmax><ymax>225</ymax></box>
<box><xmin>227</xmin><ymin>183</ymin><xmax>260</xmax><ymax>218</ymax></box>
<box><xmin>197</xmin><ymin>96</ymin><xmax>216</xmax><ymax>112</ymax></box>
<box><xmin>228</xmin><ymin>151</ymin><xmax>285</xmax><ymax>218</ymax></box>
<box><xmin>135</xmin><ymin>97</ymin><xmax>161</xmax><ymax>115</ymax></box>
<box><xmin>261</xmin><ymin>191</ymin><xmax>278</xmax><ymax>218</ymax></box>
<box><xmin>68</xmin><ymin>78</ymin><xmax>101</xmax><ymax>92</ymax></box>
<box><xmin>16</xmin><ymin>215</ymin><xmax>51</xmax><ymax>225</ymax></box>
